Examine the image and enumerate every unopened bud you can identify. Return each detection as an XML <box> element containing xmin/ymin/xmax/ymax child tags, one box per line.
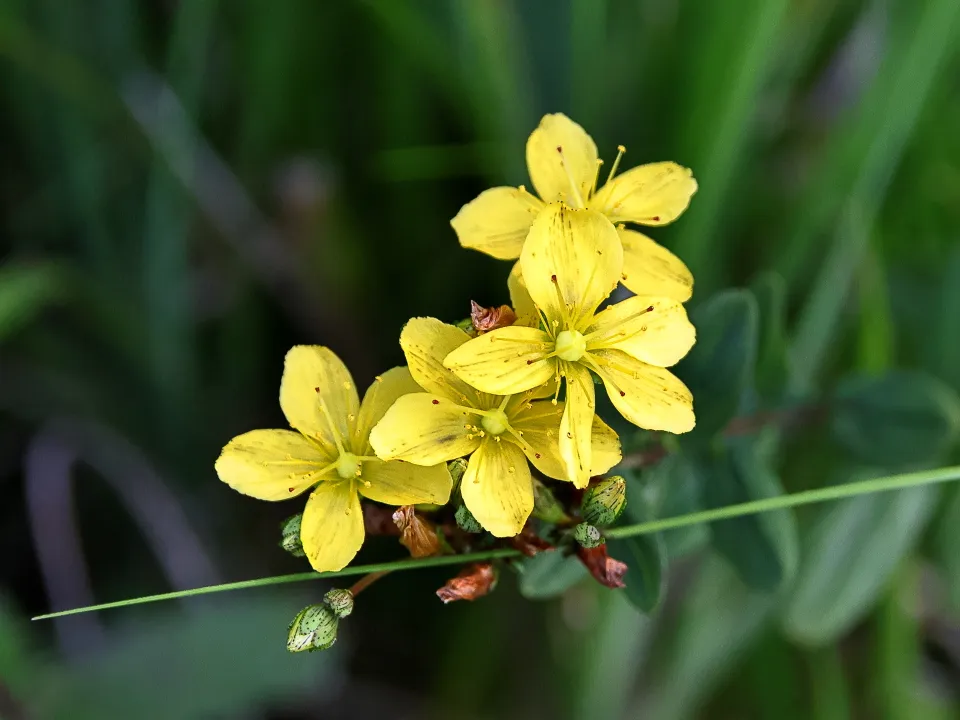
<box><xmin>532</xmin><ymin>479</ymin><xmax>571</xmax><ymax>524</ymax></box>
<box><xmin>280</xmin><ymin>513</ymin><xmax>305</xmax><ymax>557</ymax></box>
<box><xmin>436</xmin><ymin>562</ymin><xmax>498</xmax><ymax>603</ymax></box>
<box><xmin>455</xmin><ymin>504</ymin><xmax>483</xmax><ymax>533</ymax></box>
<box><xmin>580</xmin><ymin>476</ymin><xmax>627</xmax><ymax>526</ymax></box>
<box><xmin>448</xmin><ymin>458</ymin><xmax>468</xmax><ymax>490</ymax></box>
<box><xmin>287</xmin><ymin>603</ymin><xmax>338</xmax><ymax>652</ymax></box>
<box><xmin>323</xmin><ymin>588</ymin><xmax>354</xmax><ymax>618</ymax></box>
<box><xmin>393</xmin><ymin>505</ymin><xmax>441</xmax><ymax>558</ymax></box>
<box><xmin>573</xmin><ymin>522</ymin><xmax>603</xmax><ymax>549</ymax></box>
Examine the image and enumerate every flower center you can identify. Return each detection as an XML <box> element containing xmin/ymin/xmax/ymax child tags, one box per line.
<box><xmin>336</xmin><ymin>452</ymin><xmax>361</xmax><ymax>480</ymax></box>
<box><xmin>481</xmin><ymin>409</ymin><xmax>510</xmax><ymax>436</ymax></box>
<box><xmin>555</xmin><ymin>330</ymin><xmax>586</xmax><ymax>362</ymax></box>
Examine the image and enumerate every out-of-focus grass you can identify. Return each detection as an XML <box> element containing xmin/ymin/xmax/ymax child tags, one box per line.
<box><xmin>2</xmin><ymin>0</ymin><xmax>960</xmax><ymax>718</ymax></box>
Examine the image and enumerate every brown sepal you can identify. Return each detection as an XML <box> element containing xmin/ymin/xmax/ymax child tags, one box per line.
<box><xmin>509</xmin><ymin>525</ymin><xmax>554</xmax><ymax>557</ymax></box>
<box><xmin>470</xmin><ymin>300</ymin><xmax>517</xmax><ymax>335</ymax></box>
<box><xmin>393</xmin><ymin>505</ymin><xmax>442</xmax><ymax>558</ymax></box>
<box><xmin>436</xmin><ymin>562</ymin><xmax>498</xmax><ymax>604</ymax></box>
<box><xmin>576</xmin><ymin>544</ymin><xmax>628</xmax><ymax>589</ymax></box>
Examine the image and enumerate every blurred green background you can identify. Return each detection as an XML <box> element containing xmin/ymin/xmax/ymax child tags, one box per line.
<box><xmin>2</xmin><ymin>0</ymin><xmax>960</xmax><ymax>718</ymax></box>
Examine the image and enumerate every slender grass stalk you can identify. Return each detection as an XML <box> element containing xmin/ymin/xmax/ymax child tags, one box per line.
<box><xmin>32</xmin><ymin>465</ymin><xmax>960</xmax><ymax>621</ymax></box>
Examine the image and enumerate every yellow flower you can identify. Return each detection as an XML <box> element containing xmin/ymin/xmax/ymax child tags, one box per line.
<box><xmin>444</xmin><ymin>203</ymin><xmax>696</xmax><ymax>487</ymax></box>
<box><xmin>451</xmin><ymin>112</ymin><xmax>698</xmax><ymax>302</ymax></box>
<box><xmin>215</xmin><ymin>346</ymin><xmax>451</xmax><ymax>572</ymax></box>
<box><xmin>369</xmin><ymin>318</ymin><xmax>621</xmax><ymax>537</ymax></box>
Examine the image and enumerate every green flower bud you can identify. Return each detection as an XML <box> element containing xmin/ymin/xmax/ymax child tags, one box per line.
<box><xmin>455</xmin><ymin>504</ymin><xmax>483</xmax><ymax>533</ymax></box>
<box><xmin>287</xmin><ymin>603</ymin><xmax>338</xmax><ymax>653</ymax></box>
<box><xmin>323</xmin><ymin>588</ymin><xmax>354</xmax><ymax>618</ymax></box>
<box><xmin>580</xmin><ymin>476</ymin><xmax>627</xmax><ymax>527</ymax></box>
<box><xmin>532</xmin><ymin>479</ymin><xmax>571</xmax><ymax>524</ymax></box>
<box><xmin>280</xmin><ymin>513</ymin><xmax>305</xmax><ymax>557</ymax></box>
<box><xmin>448</xmin><ymin>458</ymin><xmax>469</xmax><ymax>490</ymax></box>
<box><xmin>573</xmin><ymin>522</ymin><xmax>604</xmax><ymax>549</ymax></box>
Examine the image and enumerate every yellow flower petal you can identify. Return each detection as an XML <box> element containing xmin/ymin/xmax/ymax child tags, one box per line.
<box><xmin>358</xmin><ymin>458</ymin><xmax>452</xmax><ymax>505</ymax></box>
<box><xmin>585</xmin><ymin>295</ymin><xmax>696</xmax><ymax>368</ymax></box>
<box><xmin>280</xmin><ymin>346</ymin><xmax>359</xmax><ymax>453</ymax></box>
<box><xmin>353</xmin><ymin>366</ymin><xmax>421</xmax><ymax>452</ymax></box>
<box><xmin>560</xmin><ymin>362</ymin><xmax>596</xmax><ymax>488</ymax></box>
<box><xmin>451</xmin><ymin>187</ymin><xmax>543</xmax><ymax>260</ymax></box>
<box><xmin>509</xmin><ymin>400</ymin><xmax>621</xmax><ymax>480</ymax></box>
<box><xmin>508</xmin><ymin>261</ymin><xmax>539</xmax><ymax>327</ymax></box>
<box><xmin>460</xmin><ymin>438</ymin><xmax>533</xmax><ymax>537</ymax></box>
<box><xmin>526</xmin><ymin>113</ymin><xmax>598</xmax><ymax>204</ymax></box>
<box><xmin>400</xmin><ymin>317</ymin><xmax>483</xmax><ymax>406</ymax></box>
<box><xmin>591</xmin><ymin>161</ymin><xmax>697</xmax><ymax>226</ymax></box>
<box><xmin>589</xmin><ymin>348</ymin><xmax>695</xmax><ymax>433</ymax></box>
<box><xmin>520</xmin><ymin>203</ymin><xmax>622</xmax><ymax>328</ymax></box>
<box><xmin>215</xmin><ymin>429</ymin><xmax>336</xmax><ymax>501</ymax></box>
<box><xmin>443</xmin><ymin>326</ymin><xmax>556</xmax><ymax>396</ymax></box>
<box><xmin>300</xmin><ymin>480</ymin><xmax>364</xmax><ymax>572</ymax></box>
<box><xmin>618</xmin><ymin>227</ymin><xmax>694</xmax><ymax>302</ymax></box>
<box><xmin>369</xmin><ymin>393</ymin><xmax>482</xmax><ymax>465</ymax></box>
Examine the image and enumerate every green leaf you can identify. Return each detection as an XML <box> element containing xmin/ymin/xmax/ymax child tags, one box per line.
<box><xmin>932</xmin><ymin>484</ymin><xmax>960</xmax><ymax>612</ymax></box>
<box><xmin>39</xmin><ymin>595</ymin><xmax>337</xmax><ymax>720</ymax></box>
<box><xmin>831</xmin><ymin>370</ymin><xmax>960</xmax><ymax>467</ymax></box>
<box><xmin>704</xmin><ymin>438</ymin><xmax>798</xmax><ymax>592</ymax></box>
<box><xmin>675</xmin><ymin>289</ymin><xmax>759</xmax><ymax>443</ymax></box>
<box><xmin>518</xmin><ymin>550</ymin><xmax>587</xmax><ymax>600</ymax></box>
<box><xmin>750</xmin><ymin>272</ymin><xmax>789</xmax><ymax>400</ymax></box>
<box><xmin>783</xmin><ymin>473</ymin><xmax>938</xmax><ymax>646</ymax></box>
<box><xmin>639</xmin><ymin>454</ymin><xmax>710</xmax><ymax>559</ymax></box>
<box><xmin>0</xmin><ymin>262</ymin><xmax>65</xmax><ymax>342</ymax></box>
<box><xmin>608</xmin><ymin>535</ymin><xmax>665</xmax><ymax>613</ymax></box>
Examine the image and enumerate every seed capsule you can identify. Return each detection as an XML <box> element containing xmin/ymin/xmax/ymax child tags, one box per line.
<box><xmin>580</xmin><ymin>476</ymin><xmax>627</xmax><ymax>527</ymax></box>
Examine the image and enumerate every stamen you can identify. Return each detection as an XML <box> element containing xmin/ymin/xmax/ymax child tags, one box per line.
<box><xmin>556</xmin><ymin>146</ymin><xmax>585</xmax><ymax>208</ymax></box>
<box><xmin>315</xmin><ymin>390</ymin><xmax>346</xmax><ymax>456</ymax></box>
<box><xmin>497</xmin><ymin>395</ymin><xmax>511</xmax><ymax>413</ymax></box>
<box><xmin>590</xmin><ymin>158</ymin><xmax>603</xmax><ymax>199</ymax></box>
<box><xmin>605</xmin><ymin>145</ymin><xmax>626</xmax><ymax>186</ymax></box>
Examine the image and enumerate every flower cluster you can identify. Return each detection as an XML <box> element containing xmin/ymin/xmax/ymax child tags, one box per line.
<box><xmin>215</xmin><ymin>113</ymin><xmax>698</xmax><ymax>577</ymax></box>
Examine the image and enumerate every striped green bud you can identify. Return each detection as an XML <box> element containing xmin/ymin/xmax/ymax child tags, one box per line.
<box><xmin>287</xmin><ymin>603</ymin><xmax>338</xmax><ymax>653</ymax></box>
<box><xmin>323</xmin><ymin>588</ymin><xmax>354</xmax><ymax>618</ymax></box>
<box><xmin>573</xmin><ymin>522</ymin><xmax>604</xmax><ymax>549</ymax></box>
<box><xmin>280</xmin><ymin>513</ymin><xmax>305</xmax><ymax>557</ymax></box>
<box><xmin>580</xmin><ymin>476</ymin><xmax>627</xmax><ymax>527</ymax></box>
<box><xmin>455</xmin><ymin>504</ymin><xmax>483</xmax><ymax>533</ymax></box>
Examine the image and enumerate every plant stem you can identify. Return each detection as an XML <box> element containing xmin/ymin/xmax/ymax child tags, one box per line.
<box><xmin>349</xmin><ymin>570</ymin><xmax>391</xmax><ymax>596</ymax></box>
<box><xmin>32</xmin><ymin>465</ymin><xmax>960</xmax><ymax>620</ymax></box>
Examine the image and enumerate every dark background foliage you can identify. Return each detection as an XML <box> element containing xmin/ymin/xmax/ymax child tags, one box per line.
<box><xmin>2</xmin><ymin>1</ymin><xmax>960</xmax><ymax>718</ymax></box>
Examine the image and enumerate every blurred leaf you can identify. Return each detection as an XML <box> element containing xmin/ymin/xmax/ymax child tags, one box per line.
<box><xmin>675</xmin><ymin>289</ymin><xmax>759</xmax><ymax>444</ymax></box>
<box><xmin>704</xmin><ymin>438</ymin><xmax>798</xmax><ymax>592</ymax></box>
<box><xmin>750</xmin><ymin>272</ymin><xmax>789</xmax><ymax>401</ymax></box>
<box><xmin>641</xmin><ymin>555</ymin><xmax>775</xmax><ymax>720</ymax></box>
<box><xmin>930</xmin><ymin>246</ymin><xmax>960</xmax><ymax>391</ymax></box>
<box><xmin>783</xmin><ymin>477</ymin><xmax>937</xmax><ymax>646</ymax></box>
<box><xmin>932</xmin><ymin>484</ymin><xmax>960</xmax><ymax>611</ymax></box>
<box><xmin>0</xmin><ymin>597</ymin><xmax>36</xmax><ymax>694</ymax></box>
<box><xmin>831</xmin><ymin>370</ymin><xmax>960</xmax><ymax>467</ymax></box>
<box><xmin>518</xmin><ymin>550</ymin><xmax>587</xmax><ymax>600</ymax></box>
<box><xmin>608</xmin><ymin>535</ymin><xmax>665</xmax><ymax>614</ymax></box>
<box><xmin>0</xmin><ymin>262</ymin><xmax>64</xmax><ymax>341</ymax></box>
<box><xmin>642</xmin><ymin>454</ymin><xmax>710</xmax><ymax>559</ymax></box>
<box><xmin>39</xmin><ymin>595</ymin><xmax>337</xmax><ymax>720</ymax></box>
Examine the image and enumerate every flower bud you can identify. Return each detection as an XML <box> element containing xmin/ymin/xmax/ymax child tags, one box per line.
<box><xmin>580</xmin><ymin>476</ymin><xmax>627</xmax><ymax>527</ymax></box>
<box><xmin>573</xmin><ymin>522</ymin><xmax>603</xmax><ymax>549</ymax></box>
<box><xmin>532</xmin><ymin>479</ymin><xmax>571</xmax><ymax>524</ymax></box>
<box><xmin>436</xmin><ymin>562</ymin><xmax>498</xmax><ymax>603</ymax></box>
<box><xmin>280</xmin><ymin>513</ymin><xmax>305</xmax><ymax>557</ymax></box>
<box><xmin>323</xmin><ymin>588</ymin><xmax>354</xmax><ymax>618</ymax></box>
<box><xmin>393</xmin><ymin>505</ymin><xmax>442</xmax><ymax>558</ymax></box>
<box><xmin>287</xmin><ymin>603</ymin><xmax>338</xmax><ymax>652</ymax></box>
<box><xmin>448</xmin><ymin>458</ymin><xmax>468</xmax><ymax>490</ymax></box>
<box><xmin>455</xmin><ymin>504</ymin><xmax>483</xmax><ymax>533</ymax></box>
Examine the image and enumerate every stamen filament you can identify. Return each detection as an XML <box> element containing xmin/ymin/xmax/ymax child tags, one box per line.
<box><xmin>316</xmin><ymin>395</ymin><xmax>346</xmax><ymax>456</ymax></box>
<box><xmin>556</xmin><ymin>146</ymin><xmax>585</xmax><ymax>208</ymax></box>
<box><xmin>590</xmin><ymin>158</ymin><xmax>603</xmax><ymax>199</ymax></box>
<box><xmin>605</xmin><ymin>145</ymin><xmax>626</xmax><ymax>186</ymax></box>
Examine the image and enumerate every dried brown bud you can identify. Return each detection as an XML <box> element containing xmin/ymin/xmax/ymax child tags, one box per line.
<box><xmin>364</xmin><ymin>503</ymin><xmax>401</xmax><ymax>536</ymax></box>
<box><xmin>393</xmin><ymin>505</ymin><xmax>441</xmax><ymax>558</ymax></box>
<box><xmin>470</xmin><ymin>300</ymin><xmax>517</xmax><ymax>335</ymax></box>
<box><xmin>576</xmin><ymin>545</ymin><xmax>628</xmax><ymax>589</ymax></box>
<box><xmin>510</xmin><ymin>525</ymin><xmax>554</xmax><ymax>557</ymax></box>
<box><xmin>436</xmin><ymin>562</ymin><xmax>498</xmax><ymax>603</ymax></box>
